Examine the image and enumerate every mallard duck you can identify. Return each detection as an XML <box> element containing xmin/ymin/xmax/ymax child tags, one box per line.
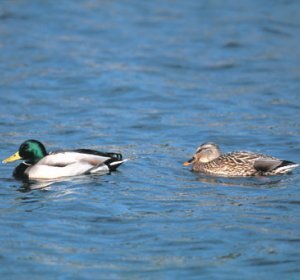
<box><xmin>2</xmin><ymin>139</ymin><xmax>126</xmax><ymax>180</ymax></box>
<box><xmin>184</xmin><ymin>142</ymin><xmax>299</xmax><ymax>177</ymax></box>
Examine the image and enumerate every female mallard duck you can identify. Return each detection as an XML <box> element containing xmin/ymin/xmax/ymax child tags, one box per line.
<box><xmin>2</xmin><ymin>139</ymin><xmax>126</xmax><ymax>180</ymax></box>
<box><xmin>184</xmin><ymin>142</ymin><xmax>299</xmax><ymax>177</ymax></box>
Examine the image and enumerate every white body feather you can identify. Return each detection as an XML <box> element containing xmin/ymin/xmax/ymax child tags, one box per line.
<box><xmin>25</xmin><ymin>152</ymin><xmax>113</xmax><ymax>179</ymax></box>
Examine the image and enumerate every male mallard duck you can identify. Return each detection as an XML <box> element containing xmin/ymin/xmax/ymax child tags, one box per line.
<box><xmin>2</xmin><ymin>139</ymin><xmax>126</xmax><ymax>180</ymax></box>
<box><xmin>184</xmin><ymin>142</ymin><xmax>299</xmax><ymax>177</ymax></box>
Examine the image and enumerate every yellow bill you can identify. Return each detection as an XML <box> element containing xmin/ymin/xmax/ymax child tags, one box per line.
<box><xmin>2</xmin><ymin>151</ymin><xmax>22</xmax><ymax>163</ymax></box>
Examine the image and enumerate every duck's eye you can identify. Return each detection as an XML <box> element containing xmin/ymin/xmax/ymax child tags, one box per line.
<box><xmin>23</xmin><ymin>144</ymin><xmax>29</xmax><ymax>150</ymax></box>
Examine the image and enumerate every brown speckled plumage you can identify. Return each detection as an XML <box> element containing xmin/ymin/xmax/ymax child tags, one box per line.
<box><xmin>184</xmin><ymin>143</ymin><xmax>299</xmax><ymax>177</ymax></box>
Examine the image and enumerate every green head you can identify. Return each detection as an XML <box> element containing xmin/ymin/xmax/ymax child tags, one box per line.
<box><xmin>3</xmin><ymin>139</ymin><xmax>48</xmax><ymax>164</ymax></box>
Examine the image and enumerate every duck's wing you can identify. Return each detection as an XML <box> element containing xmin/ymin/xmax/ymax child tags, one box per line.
<box><xmin>70</xmin><ymin>150</ymin><xmax>125</xmax><ymax>171</ymax></box>
<box><xmin>253</xmin><ymin>158</ymin><xmax>283</xmax><ymax>172</ymax></box>
<box><xmin>254</xmin><ymin>158</ymin><xmax>299</xmax><ymax>174</ymax></box>
<box><xmin>39</xmin><ymin>151</ymin><xmax>117</xmax><ymax>167</ymax></box>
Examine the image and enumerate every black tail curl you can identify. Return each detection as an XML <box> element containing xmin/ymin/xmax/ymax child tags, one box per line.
<box><xmin>104</xmin><ymin>158</ymin><xmax>125</xmax><ymax>171</ymax></box>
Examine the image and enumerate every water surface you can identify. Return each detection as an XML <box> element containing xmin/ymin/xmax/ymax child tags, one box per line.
<box><xmin>0</xmin><ymin>1</ymin><xmax>300</xmax><ymax>279</ymax></box>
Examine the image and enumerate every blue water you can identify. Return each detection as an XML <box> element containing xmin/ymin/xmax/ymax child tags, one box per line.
<box><xmin>0</xmin><ymin>0</ymin><xmax>300</xmax><ymax>279</ymax></box>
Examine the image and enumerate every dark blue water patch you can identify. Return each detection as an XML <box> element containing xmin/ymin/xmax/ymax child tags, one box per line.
<box><xmin>223</xmin><ymin>41</ymin><xmax>244</xmax><ymax>49</ymax></box>
<box><xmin>262</xmin><ymin>26</ymin><xmax>292</xmax><ymax>38</ymax></box>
